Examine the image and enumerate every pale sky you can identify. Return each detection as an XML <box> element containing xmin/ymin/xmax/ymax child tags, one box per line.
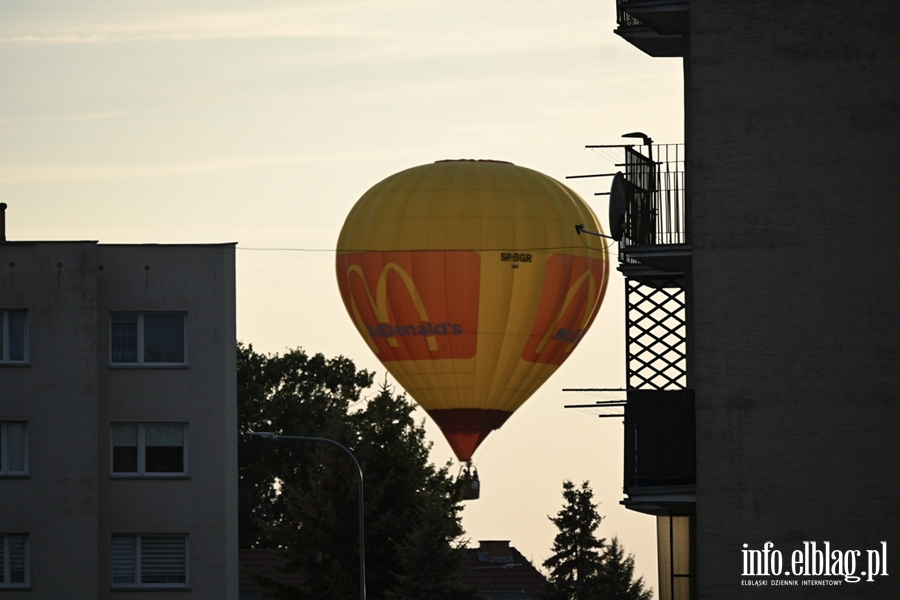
<box><xmin>1</xmin><ymin>0</ymin><xmax>683</xmax><ymax>594</ymax></box>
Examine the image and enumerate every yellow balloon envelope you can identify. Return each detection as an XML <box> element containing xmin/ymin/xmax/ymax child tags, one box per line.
<box><xmin>336</xmin><ymin>160</ymin><xmax>609</xmax><ymax>461</ymax></box>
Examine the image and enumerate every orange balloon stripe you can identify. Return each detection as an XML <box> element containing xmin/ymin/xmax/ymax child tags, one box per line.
<box><xmin>336</xmin><ymin>251</ymin><xmax>479</xmax><ymax>361</ymax></box>
<box><xmin>524</xmin><ymin>255</ymin><xmax>610</xmax><ymax>365</ymax></box>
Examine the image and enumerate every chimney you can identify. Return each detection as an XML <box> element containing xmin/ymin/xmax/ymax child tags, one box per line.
<box><xmin>0</xmin><ymin>202</ymin><xmax>6</xmax><ymax>242</ymax></box>
<box><xmin>477</xmin><ymin>540</ymin><xmax>513</xmax><ymax>563</ymax></box>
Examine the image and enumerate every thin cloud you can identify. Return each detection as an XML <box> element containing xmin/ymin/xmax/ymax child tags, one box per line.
<box><xmin>0</xmin><ymin>21</ymin><xmax>364</xmax><ymax>44</ymax></box>
<box><xmin>0</xmin><ymin>1</ymin><xmax>604</xmax><ymax>58</ymax></box>
<box><xmin>0</xmin><ymin>2</ymin><xmax>417</xmax><ymax>44</ymax></box>
<box><xmin>0</xmin><ymin>154</ymin><xmax>357</xmax><ymax>183</ymax></box>
<box><xmin>0</xmin><ymin>155</ymin><xmax>332</xmax><ymax>183</ymax></box>
<box><xmin>0</xmin><ymin>110</ymin><xmax>146</xmax><ymax>125</ymax></box>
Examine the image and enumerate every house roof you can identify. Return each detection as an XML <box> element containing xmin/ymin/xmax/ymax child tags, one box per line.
<box><xmin>239</xmin><ymin>549</ymin><xmax>305</xmax><ymax>599</ymax></box>
<box><xmin>240</xmin><ymin>541</ymin><xmax>549</xmax><ymax>600</ymax></box>
<box><xmin>458</xmin><ymin>541</ymin><xmax>549</xmax><ymax>599</ymax></box>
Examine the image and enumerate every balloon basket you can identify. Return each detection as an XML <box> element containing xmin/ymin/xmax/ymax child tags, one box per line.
<box><xmin>458</xmin><ymin>461</ymin><xmax>480</xmax><ymax>501</ymax></box>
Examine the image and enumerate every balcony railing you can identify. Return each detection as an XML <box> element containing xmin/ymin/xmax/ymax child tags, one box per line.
<box><xmin>618</xmin><ymin>143</ymin><xmax>686</xmax><ymax>260</ymax></box>
<box><xmin>617</xmin><ymin>0</ymin><xmax>646</xmax><ymax>27</ymax></box>
<box><xmin>614</xmin><ymin>0</ymin><xmax>689</xmax><ymax>56</ymax></box>
<box><xmin>624</xmin><ymin>389</ymin><xmax>695</xmax><ymax>490</ymax></box>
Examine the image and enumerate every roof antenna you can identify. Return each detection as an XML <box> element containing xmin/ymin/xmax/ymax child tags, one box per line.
<box><xmin>622</xmin><ymin>131</ymin><xmax>653</xmax><ymax>146</ymax></box>
<box><xmin>622</xmin><ymin>131</ymin><xmax>654</xmax><ymax>166</ymax></box>
<box><xmin>0</xmin><ymin>203</ymin><xmax>7</xmax><ymax>242</ymax></box>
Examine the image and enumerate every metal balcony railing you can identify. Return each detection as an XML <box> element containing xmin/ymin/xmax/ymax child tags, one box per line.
<box><xmin>619</xmin><ymin>144</ymin><xmax>686</xmax><ymax>261</ymax></box>
<box><xmin>624</xmin><ymin>389</ymin><xmax>695</xmax><ymax>489</ymax></box>
<box><xmin>617</xmin><ymin>0</ymin><xmax>647</xmax><ymax>27</ymax></box>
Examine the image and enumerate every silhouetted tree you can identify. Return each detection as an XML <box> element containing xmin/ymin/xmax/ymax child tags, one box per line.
<box><xmin>238</xmin><ymin>342</ymin><xmax>371</xmax><ymax>550</ymax></box>
<box><xmin>237</xmin><ymin>343</ymin><xmax>475</xmax><ymax>599</ymax></box>
<box><xmin>597</xmin><ymin>537</ymin><xmax>652</xmax><ymax>600</ymax></box>
<box><xmin>543</xmin><ymin>480</ymin><xmax>607</xmax><ymax>599</ymax></box>
<box><xmin>384</xmin><ymin>487</ymin><xmax>478</xmax><ymax>600</ymax></box>
<box><xmin>543</xmin><ymin>480</ymin><xmax>651</xmax><ymax>600</ymax></box>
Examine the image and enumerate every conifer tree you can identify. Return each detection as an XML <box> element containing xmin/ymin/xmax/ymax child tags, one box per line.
<box><xmin>543</xmin><ymin>480</ymin><xmax>653</xmax><ymax>600</ymax></box>
<box><xmin>543</xmin><ymin>480</ymin><xmax>606</xmax><ymax>600</ymax></box>
<box><xmin>598</xmin><ymin>537</ymin><xmax>652</xmax><ymax>600</ymax></box>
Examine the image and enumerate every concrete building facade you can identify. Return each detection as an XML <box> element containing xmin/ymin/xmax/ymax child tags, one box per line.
<box><xmin>610</xmin><ymin>1</ymin><xmax>900</xmax><ymax>598</ymax></box>
<box><xmin>0</xmin><ymin>237</ymin><xmax>237</xmax><ymax>598</ymax></box>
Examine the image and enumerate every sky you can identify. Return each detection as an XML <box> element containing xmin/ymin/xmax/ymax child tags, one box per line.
<box><xmin>1</xmin><ymin>0</ymin><xmax>683</xmax><ymax>593</ymax></box>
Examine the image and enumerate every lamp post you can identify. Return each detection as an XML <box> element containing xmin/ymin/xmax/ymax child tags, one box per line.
<box><xmin>247</xmin><ymin>431</ymin><xmax>366</xmax><ymax>600</ymax></box>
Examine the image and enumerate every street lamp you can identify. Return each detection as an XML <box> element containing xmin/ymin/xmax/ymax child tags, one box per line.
<box><xmin>247</xmin><ymin>431</ymin><xmax>366</xmax><ymax>600</ymax></box>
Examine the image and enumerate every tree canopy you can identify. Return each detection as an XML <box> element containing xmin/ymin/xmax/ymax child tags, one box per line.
<box><xmin>543</xmin><ymin>480</ymin><xmax>651</xmax><ymax>600</ymax></box>
<box><xmin>237</xmin><ymin>342</ymin><xmax>477</xmax><ymax>600</ymax></box>
<box><xmin>598</xmin><ymin>537</ymin><xmax>652</xmax><ymax>600</ymax></box>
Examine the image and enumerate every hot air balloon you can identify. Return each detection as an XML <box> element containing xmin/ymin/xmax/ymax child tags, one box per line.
<box><xmin>336</xmin><ymin>159</ymin><xmax>609</xmax><ymax>464</ymax></box>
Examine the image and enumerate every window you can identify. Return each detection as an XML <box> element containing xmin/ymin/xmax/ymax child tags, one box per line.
<box><xmin>0</xmin><ymin>309</ymin><xmax>27</xmax><ymax>363</ymax></box>
<box><xmin>111</xmin><ymin>424</ymin><xmax>187</xmax><ymax>477</ymax></box>
<box><xmin>110</xmin><ymin>313</ymin><xmax>186</xmax><ymax>365</ymax></box>
<box><xmin>112</xmin><ymin>534</ymin><xmax>188</xmax><ymax>588</ymax></box>
<box><xmin>657</xmin><ymin>514</ymin><xmax>695</xmax><ymax>600</ymax></box>
<box><xmin>0</xmin><ymin>422</ymin><xmax>27</xmax><ymax>476</ymax></box>
<box><xmin>0</xmin><ymin>534</ymin><xmax>29</xmax><ymax>589</ymax></box>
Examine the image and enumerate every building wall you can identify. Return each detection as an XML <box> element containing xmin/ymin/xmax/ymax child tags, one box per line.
<box><xmin>0</xmin><ymin>242</ymin><xmax>101</xmax><ymax>598</ymax></box>
<box><xmin>0</xmin><ymin>242</ymin><xmax>237</xmax><ymax>599</ymax></box>
<box><xmin>689</xmin><ymin>2</ymin><xmax>900</xmax><ymax>597</ymax></box>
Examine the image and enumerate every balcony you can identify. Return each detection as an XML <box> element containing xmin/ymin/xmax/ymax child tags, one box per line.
<box><xmin>622</xmin><ymin>389</ymin><xmax>695</xmax><ymax>515</ymax></box>
<box><xmin>614</xmin><ymin>0</ymin><xmax>689</xmax><ymax>57</ymax></box>
<box><xmin>598</xmin><ymin>143</ymin><xmax>690</xmax><ymax>283</ymax></box>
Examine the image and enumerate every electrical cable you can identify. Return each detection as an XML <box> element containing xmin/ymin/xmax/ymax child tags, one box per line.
<box><xmin>238</xmin><ymin>242</ymin><xmax>614</xmax><ymax>254</ymax></box>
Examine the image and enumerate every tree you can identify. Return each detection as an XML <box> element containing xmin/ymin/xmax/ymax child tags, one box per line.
<box><xmin>543</xmin><ymin>480</ymin><xmax>607</xmax><ymax>600</ymax></box>
<box><xmin>238</xmin><ymin>342</ymin><xmax>372</xmax><ymax>550</ymax></box>
<box><xmin>383</xmin><ymin>489</ymin><xmax>478</xmax><ymax>600</ymax></box>
<box><xmin>543</xmin><ymin>481</ymin><xmax>652</xmax><ymax>600</ymax></box>
<box><xmin>597</xmin><ymin>537</ymin><xmax>652</xmax><ymax>600</ymax></box>
<box><xmin>237</xmin><ymin>343</ymin><xmax>477</xmax><ymax>600</ymax></box>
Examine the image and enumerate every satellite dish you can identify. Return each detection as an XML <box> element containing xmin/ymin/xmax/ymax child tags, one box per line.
<box><xmin>608</xmin><ymin>171</ymin><xmax>627</xmax><ymax>242</ymax></box>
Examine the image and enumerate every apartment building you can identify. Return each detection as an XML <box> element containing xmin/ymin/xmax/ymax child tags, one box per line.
<box><xmin>606</xmin><ymin>1</ymin><xmax>900</xmax><ymax>598</ymax></box>
<box><xmin>0</xmin><ymin>227</ymin><xmax>238</xmax><ymax>598</ymax></box>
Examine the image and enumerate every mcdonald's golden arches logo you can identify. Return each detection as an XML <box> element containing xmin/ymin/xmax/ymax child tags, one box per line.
<box><xmin>336</xmin><ymin>251</ymin><xmax>480</xmax><ymax>361</ymax></box>
<box><xmin>521</xmin><ymin>255</ymin><xmax>609</xmax><ymax>365</ymax></box>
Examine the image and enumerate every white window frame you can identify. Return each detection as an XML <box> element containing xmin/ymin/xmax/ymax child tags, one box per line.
<box><xmin>111</xmin><ymin>534</ymin><xmax>189</xmax><ymax>589</ymax></box>
<box><xmin>0</xmin><ymin>309</ymin><xmax>28</xmax><ymax>364</ymax></box>
<box><xmin>0</xmin><ymin>422</ymin><xmax>28</xmax><ymax>476</ymax></box>
<box><xmin>0</xmin><ymin>533</ymin><xmax>30</xmax><ymax>589</ymax></box>
<box><xmin>110</xmin><ymin>423</ymin><xmax>188</xmax><ymax>478</ymax></box>
<box><xmin>109</xmin><ymin>312</ymin><xmax>188</xmax><ymax>367</ymax></box>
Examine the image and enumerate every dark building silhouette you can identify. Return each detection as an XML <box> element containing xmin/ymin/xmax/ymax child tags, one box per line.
<box><xmin>607</xmin><ymin>1</ymin><xmax>900</xmax><ymax>598</ymax></box>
